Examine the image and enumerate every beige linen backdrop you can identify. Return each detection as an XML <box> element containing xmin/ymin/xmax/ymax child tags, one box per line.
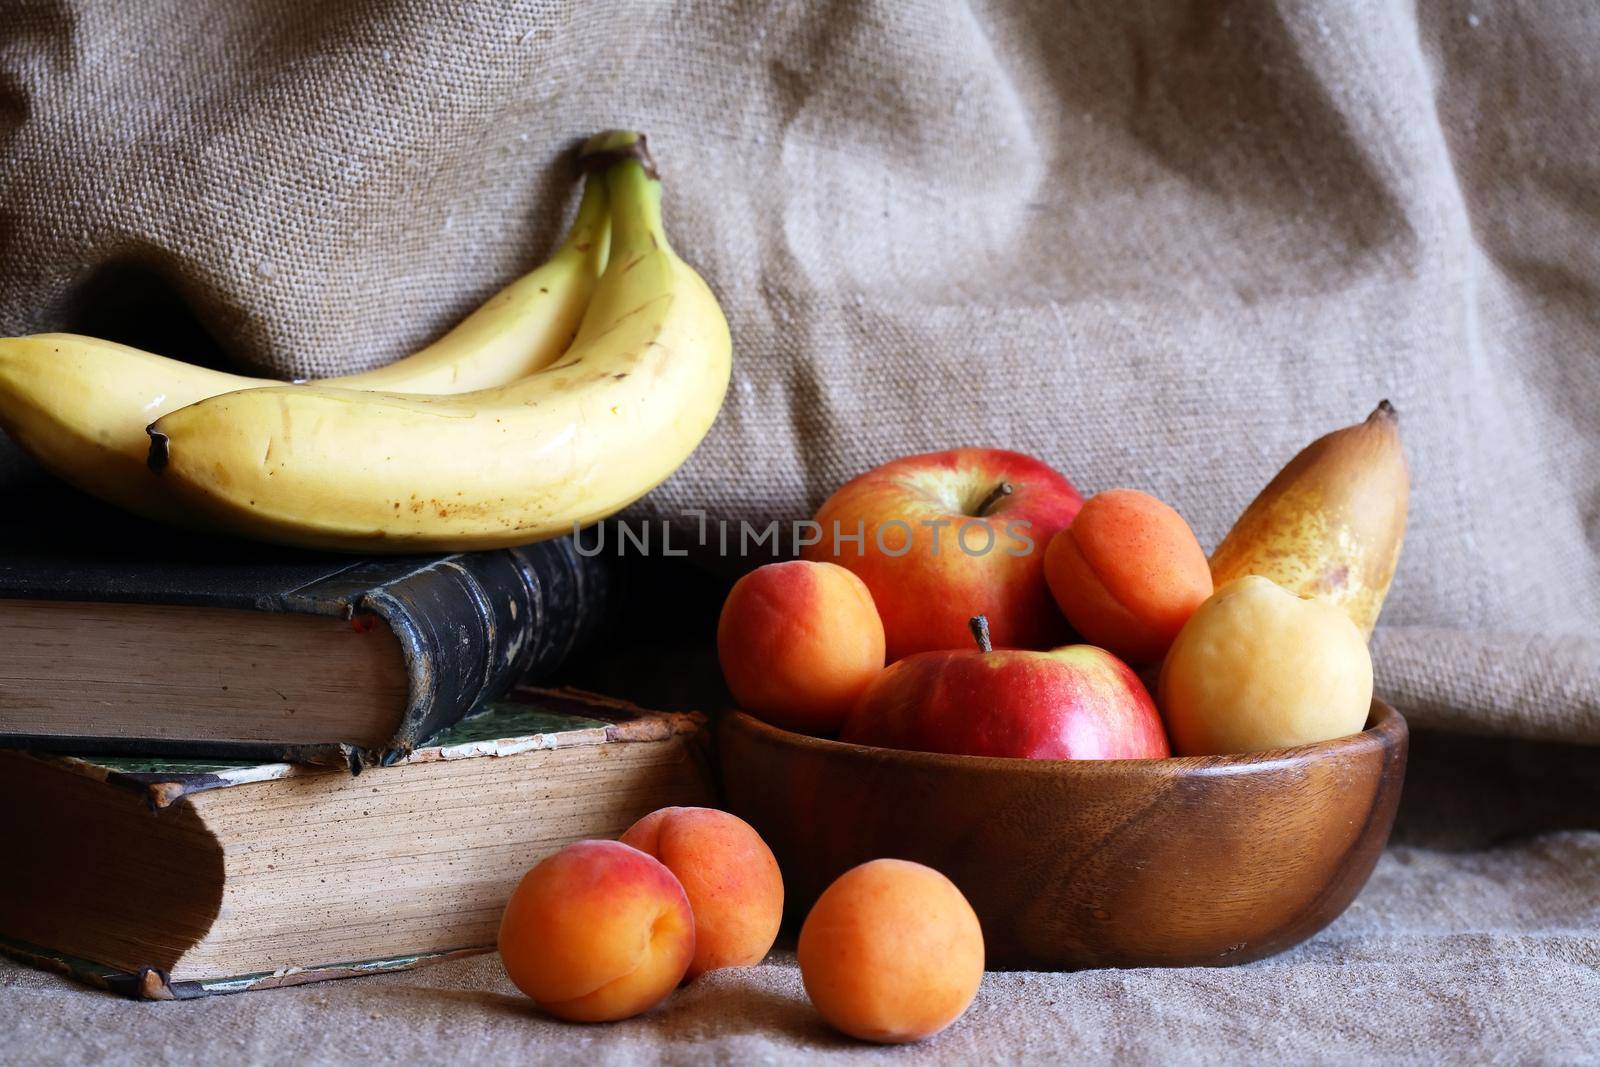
<box><xmin>1</xmin><ymin>0</ymin><xmax>1597</xmax><ymax>1062</ymax></box>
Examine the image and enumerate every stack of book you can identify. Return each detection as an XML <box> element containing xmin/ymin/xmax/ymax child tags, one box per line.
<box><xmin>0</xmin><ymin>492</ymin><xmax>712</xmax><ymax>999</ymax></box>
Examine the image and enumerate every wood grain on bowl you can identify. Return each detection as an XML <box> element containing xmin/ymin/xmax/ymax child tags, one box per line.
<box><xmin>720</xmin><ymin>701</ymin><xmax>1407</xmax><ymax>970</ymax></box>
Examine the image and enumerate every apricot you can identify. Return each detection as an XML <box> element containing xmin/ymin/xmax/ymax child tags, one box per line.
<box><xmin>717</xmin><ymin>559</ymin><xmax>886</xmax><ymax>734</ymax></box>
<box><xmin>620</xmin><ymin>807</ymin><xmax>783</xmax><ymax>979</ymax></box>
<box><xmin>497</xmin><ymin>840</ymin><xmax>694</xmax><ymax>1022</ymax></box>
<box><xmin>798</xmin><ymin>859</ymin><xmax>984</xmax><ymax>1044</ymax></box>
<box><xmin>1159</xmin><ymin>575</ymin><xmax>1374</xmax><ymax>755</ymax></box>
<box><xmin>1044</xmin><ymin>488</ymin><xmax>1212</xmax><ymax>664</ymax></box>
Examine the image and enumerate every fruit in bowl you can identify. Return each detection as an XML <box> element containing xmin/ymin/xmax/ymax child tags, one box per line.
<box><xmin>717</xmin><ymin>409</ymin><xmax>1410</xmax><ymax>980</ymax></box>
<box><xmin>730</xmin><ymin>405</ymin><xmax>1402</xmax><ymax>762</ymax></box>
<box><xmin>1209</xmin><ymin>401</ymin><xmax>1409</xmax><ymax>637</ymax></box>
<box><xmin>802</xmin><ymin>448</ymin><xmax>1082</xmax><ymax>660</ymax></box>
<box><xmin>1159</xmin><ymin>575</ymin><xmax>1374</xmax><ymax>755</ymax></box>
<box><xmin>842</xmin><ymin>615</ymin><xmax>1169</xmax><ymax>759</ymax></box>
<box><xmin>1043</xmin><ymin>488</ymin><xmax>1212</xmax><ymax>665</ymax></box>
<box><xmin>717</xmin><ymin>560</ymin><xmax>886</xmax><ymax>734</ymax></box>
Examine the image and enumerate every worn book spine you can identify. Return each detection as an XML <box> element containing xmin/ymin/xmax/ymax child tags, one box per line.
<box><xmin>281</xmin><ymin>541</ymin><xmax>613</xmax><ymax>769</ymax></box>
<box><xmin>0</xmin><ymin>538</ymin><xmax>613</xmax><ymax>769</ymax></box>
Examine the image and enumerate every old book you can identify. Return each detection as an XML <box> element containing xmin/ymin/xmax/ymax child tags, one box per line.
<box><xmin>0</xmin><ymin>486</ymin><xmax>612</xmax><ymax>767</ymax></box>
<box><xmin>0</xmin><ymin>687</ymin><xmax>712</xmax><ymax>1000</ymax></box>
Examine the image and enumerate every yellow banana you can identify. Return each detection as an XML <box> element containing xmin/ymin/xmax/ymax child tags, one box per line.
<box><xmin>0</xmin><ymin>176</ymin><xmax>609</xmax><ymax>522</ymax></box>
<box><xmin>148</xmin><ymin>132</ymin><xmax>732</xmax><ymax>553</ymax></box>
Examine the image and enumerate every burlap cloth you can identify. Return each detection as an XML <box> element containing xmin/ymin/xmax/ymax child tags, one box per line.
<box><xmin>1</xmin><ymin>0</ymin><xmax>1596</xmax><ymax>1061</ymax></box>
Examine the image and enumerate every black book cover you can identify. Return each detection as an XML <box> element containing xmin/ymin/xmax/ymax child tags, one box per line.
<box><xmin>0</xmin><ymin>486</ymin><xmax>613</xmax><ymax>768</ymax></box>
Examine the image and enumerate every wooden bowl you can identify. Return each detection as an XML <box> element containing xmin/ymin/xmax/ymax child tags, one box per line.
<box><xmin>720</xmin><ymin>700</ymin><xmax>1407</xmax><ymax>970</ymax></box>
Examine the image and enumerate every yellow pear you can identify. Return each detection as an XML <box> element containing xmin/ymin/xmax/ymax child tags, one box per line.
<box><xmin>1210</xmin><ymin>401</ymin><xmax>1409</xmax><ymax>638</ymax></box>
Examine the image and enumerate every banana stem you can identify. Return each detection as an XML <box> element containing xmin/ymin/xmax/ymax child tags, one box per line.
<box><xmin>604</xmin><ymin>159</ymin><xmax>667</xmax><ymax>259</ymax></box>
<box><xmin>576</xmin><ymin>130</ymin><xmax>665</xmax><ymax>259</ymax></box>
<box><xmin>562</xmin><ymin>173</ymin><xmax>609</xmax><ymax>253</ymax></box>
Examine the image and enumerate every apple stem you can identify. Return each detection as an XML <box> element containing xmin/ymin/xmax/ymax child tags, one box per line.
<box><xmin>969</xmin><ymin>615</ymin><xmax>993</xmax><ymax>653</ymax></box>
<box><xmin>975</xmin><ymin>482</ymin><xmax>1014</xmax><ymax>517</ymax></box>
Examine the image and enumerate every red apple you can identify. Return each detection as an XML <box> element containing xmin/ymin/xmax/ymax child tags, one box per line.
<box><xmin>801</xmin><ymin>448</ymin><xmax>1083</xmax><ymax>661</ymax></box>
<box><xmin>841</xmin><ymin>616</ymin><xmax>1169</xmax><ymax>759</ymax></box>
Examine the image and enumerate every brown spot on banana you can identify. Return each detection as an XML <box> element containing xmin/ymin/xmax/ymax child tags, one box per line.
<box><xmin>146</xmin><ymin>427</ymin><xmax>170</xmax><ymax>472</ymax></box>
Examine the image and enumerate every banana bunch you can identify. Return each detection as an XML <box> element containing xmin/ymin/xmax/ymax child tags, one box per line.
<box><xmin>0</xmin><ymin>132</ymin><xmax>732</xmax><ymax>551</ymax></box>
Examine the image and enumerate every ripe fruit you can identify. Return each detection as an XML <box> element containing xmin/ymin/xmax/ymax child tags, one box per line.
<box><xmin>147</xmin><ymin>131</ymin><xmax>732</xmax><ymax>552</ymax></box>
<box><xmin>0</xmin><ymin>172</ymin><xmax>609</xmax><ymax>526</ymax></box>
<box><xmin>798</xmin><ymin>859</ymin><xmax>984</xmax><ymax>1044</ymax></box>
<box><xmin>717</xmin><ymin>560</ymin><xmax>886</xmax><ymax>734</ymax></box>
<box><xmin>1210</xmin><ymin>401</ymin><xmax>1409</xmax><ymax>637</ymax></box>
<box><xmin>619</xmin><ymin>807</ymin><xmax>784</xmax><ymax>979</ymax></box>
<box><xmin>497</xmin><ymin>840</ymin><xmax>695</xmax><ymax>1022</ymax></box>
<box><xmin>842</xmin><ymin>615</ymin><xmax>1169</xmax><ymax>760</ymax></box>
<box><xmin>1159</xmin><ymin>575</ymin><xmax>1374</xmax><ymax>755</ymax></box>
<box><xmin>1043</xmin><ymin>488</ymin><xmax>1212</xmax><ymax>664</ymax></box>
<box><xmin>802</xmin><ymin>448</ymin><xmax>1083</xmax><ymax>660</ymax></box>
